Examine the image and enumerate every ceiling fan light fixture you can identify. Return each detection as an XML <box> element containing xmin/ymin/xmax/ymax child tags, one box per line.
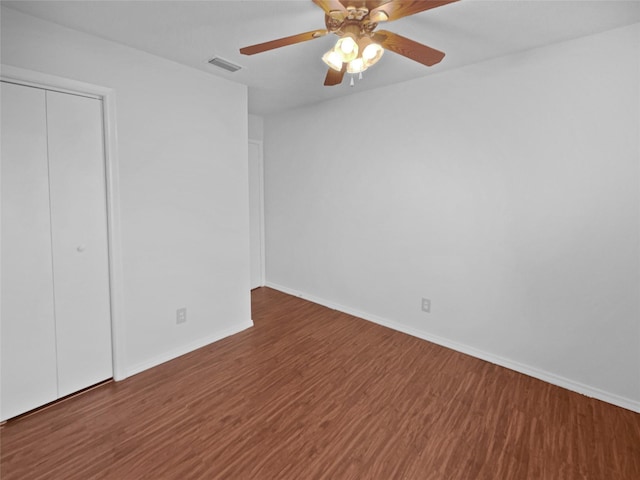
<box><xmin>335</xmin><ymin>35</ymin><xmax>358</xmax><ymax>62</ymax></box>
<box><xmin>240</xmin><ymin>0</ymin><xmax>455</xmax><ymax>87</ymax></box>
<box><xmin>347</xmin><ymin>57</ymin><xmax>367</xmax><ymax>74</ymax></box>
<box><xmin>359</xmin><ymin>37</ymin><xmax>384</xmax><ymax>68</ymax></box>
<box><xmin>322</xmin><ymin>49</ymin><xmax>343</xmax><ymax>71</ymax></box>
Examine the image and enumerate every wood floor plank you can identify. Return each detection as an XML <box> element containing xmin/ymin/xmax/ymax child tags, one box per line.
<box><xmin>1</xmin><ymin>287</ymin><xmax>639</xmax><ymax>479</ymax></box>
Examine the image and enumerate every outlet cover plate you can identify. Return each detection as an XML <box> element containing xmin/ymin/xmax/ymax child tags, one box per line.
<box><xmin>421</xmin><ymin>298</ymin><xmax>431</xmax><ymax>313</ymax></box>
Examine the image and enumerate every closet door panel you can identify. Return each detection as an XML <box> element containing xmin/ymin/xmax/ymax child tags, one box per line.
<box><xmin>46</xmin><ymin>91</ymin><xmax>113</xmax><ymax>397</ymax></box>
<box><xmin>1</xmin><ymin>82</ymin><xmax>59</xmax><ymax>420</ymax></box>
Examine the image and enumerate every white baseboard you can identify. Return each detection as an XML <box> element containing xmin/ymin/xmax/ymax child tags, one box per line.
<box><xmin>124</xmin><ymin>319</ymin><xmax>254</xmax><ymax>378</ymax></box>
<box><xmin>266</xmin><ymin>282</ymin><xmax>640</xmax><ymax>413</ymax></box>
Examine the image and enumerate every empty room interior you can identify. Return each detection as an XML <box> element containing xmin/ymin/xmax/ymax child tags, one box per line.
<box><xmin>1</xmin><ymin>1</ymin><xmax>639</xmax><ymax>478</ymax></box>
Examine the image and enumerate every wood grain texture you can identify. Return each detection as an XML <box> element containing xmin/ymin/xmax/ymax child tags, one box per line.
<box><xmin>240</xmin><ymin>30</ymin><xmax>327</xmax><ymax>55</ymax></box>
<box><xmin>374</xmin><ymin>30</ymin><xmax>445</xmax><ymax>66</ymax></box>
<box><xmin>369</xmin><ymin>0</ymin><xmax>459</xmax><ymax>22</ymax></box>
<box><xmin>312</xmin><ymin>0</ymin><xmax>347</xmax><ymax>14</ymax></box>
<box><xmin>324</xmin><ymin>64</ymin><xmax>347</xmax><ymax>86</ymax></box>
<box><xmin>2</xmin><ymin>287</ymin><xmax>639</xmax><ymax>479</ymax></box>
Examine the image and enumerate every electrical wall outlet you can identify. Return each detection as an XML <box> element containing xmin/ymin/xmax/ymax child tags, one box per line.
<box><xmin>421</xmin><ymin>298</ymin><xmax>431</xmax><ymax>313</ymax></box>
<box><xmin>176</xmin><ymin>307</ymin><xmax>187</xmax><ymax>324</ymax></box>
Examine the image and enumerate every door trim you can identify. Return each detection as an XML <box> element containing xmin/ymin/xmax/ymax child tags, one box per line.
<box><xmin>1</xmin><ymin>65</ymin><xmax>127</xmax><ymax>381</ymax></box>
<box><xmin>248</xmin><ymin>139</ymin><xmax>265</xmax><ymax>288</ymax></box>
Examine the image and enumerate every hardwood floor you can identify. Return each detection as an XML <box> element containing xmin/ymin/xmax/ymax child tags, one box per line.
<box><xmin>2</xmin><ymin>287</ymin><xmax>639</xmax><ymax>479</ymax></box>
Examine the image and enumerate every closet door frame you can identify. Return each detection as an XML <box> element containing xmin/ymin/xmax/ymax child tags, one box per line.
<box><xmin>1</xmin><ymin>65</ymin><xmax>127</xmax><ymax>381</ymax></box>
<box><xmin>248</xmin><ymin>139</ymin><xmax>265</xmax><ymax>289</ymax></box>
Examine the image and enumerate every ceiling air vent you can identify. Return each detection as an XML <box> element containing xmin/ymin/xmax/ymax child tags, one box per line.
<box><xmin>208</xmin><ymin>57</ymin><xmax>242</xmax><ymax>73</ymax></box>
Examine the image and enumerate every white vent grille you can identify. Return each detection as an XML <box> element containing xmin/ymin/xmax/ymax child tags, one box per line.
<box><xmin>208</xmin><ymin>57</ymin><xmax>242</xmax><ymax>73</ymax></box>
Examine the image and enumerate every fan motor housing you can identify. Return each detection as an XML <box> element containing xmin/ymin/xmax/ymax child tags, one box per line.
<box><xmin>325</xmin><ymin>14</ymin><xmax>378</xmax><ymax>36</ymax></box>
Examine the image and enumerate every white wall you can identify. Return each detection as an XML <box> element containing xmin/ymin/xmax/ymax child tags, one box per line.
<box><xmin>264</xmin><ymin>23</ymin><xmax>640</xmax><ymax>410</ymax></box>
<box><xmin>1</xmin><ymin>8</ymin><xmax>252</xmax><ymax>376</ymax></box>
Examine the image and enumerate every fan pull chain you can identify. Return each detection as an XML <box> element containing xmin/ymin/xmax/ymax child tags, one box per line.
<box><xmin>359</xmin><ymin>72</ymin><xmax>363</xmax><ymax>80</ymax></box>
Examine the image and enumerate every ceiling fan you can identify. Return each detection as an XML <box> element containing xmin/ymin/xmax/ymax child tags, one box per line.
<box><xmin>240</xmin><ymin>0</ymin><xmax>458</xmax><ymax>86</ymax></box>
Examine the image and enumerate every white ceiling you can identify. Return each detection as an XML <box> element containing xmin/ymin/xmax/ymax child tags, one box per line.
<box><xmin>4</xmin><ymin>0</ymin><xmax>640</xmax><ymax>115</ymax></box>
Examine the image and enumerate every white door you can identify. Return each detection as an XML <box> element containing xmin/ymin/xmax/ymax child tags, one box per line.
<box><xmin>46</xmin><ymin>91</ymin><xmax>113</xmax><ymax>397</ymax></box>
<box><xmin>248</xmin><ymin>141</ymin><xmax>264</xmax><ymax>289</ymax></box>
<box><xmin>1</xmin><ymin>82</ymin><xmax>59</xmax><ymax>420</ymax></box>
<box><xmin>0</xmin><ymin>82</ymin><xmax>113</xmax><ymax>420</ymax></box>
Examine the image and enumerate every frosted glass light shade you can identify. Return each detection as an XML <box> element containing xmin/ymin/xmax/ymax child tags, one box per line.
<box><xmin>335</xmin><ymin>35</ymin><xmax>358</xmax><ymax>63</ymax></box>
<box><xmin>362</xmin><ymin>43</ymin><xmax>384</xmax><ymax>67</ymax></box>
<box><xmin>358</xmin><ymin>37</ymin><xmax>384</xmax><ymax>68</ymax></box>
<box><xmin>322</xmin><ymin>50</ymin><xmax>343</xmax><ymax>71</ymax></box>
<box><xmin>347</xmin><ymin>58</ymin><xmax>366</xmax><ymax>74</ymax></box>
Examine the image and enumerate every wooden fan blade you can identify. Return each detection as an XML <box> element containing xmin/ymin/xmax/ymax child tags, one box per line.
<box><xmin>312</xmin><ymin>0</ymin><xmax>347</xmax><ymax>15</ymax></box>
<box><xmin>370</xmin><ymin>0</ymin><xmax>458</xmax><ymax>23</ymax></box>
<box><xmin>240</xmin><ymin>30</ymin><xmax>328</xmax><ymax>55</ymax></box>
<box><xmin>324</xmin><ymin>64</ymin><xmax>347</xmax><ymax>86</ymax></box>
<box><xmin>374</xmin><ymin>30</ymin><xmax>445</xmax><ymax>66</ymax></box>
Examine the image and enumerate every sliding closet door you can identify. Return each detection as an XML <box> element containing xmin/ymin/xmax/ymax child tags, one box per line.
<box><xmin>46</xmin><ymin>91</ymin><xmax>113</xmax><ymax>397</ymax></box>
<box><xmin>1</xmin><ymin>82</ymin><xmax>59</xmax><ymax>420</ymax></box>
